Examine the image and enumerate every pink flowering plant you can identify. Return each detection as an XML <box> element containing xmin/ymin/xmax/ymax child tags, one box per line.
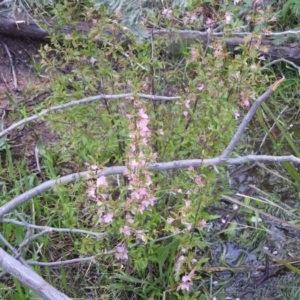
<box><xmin>28</xmin><ymin>2</ymin><xmax>280</xmax><ymax>299</ymax></box>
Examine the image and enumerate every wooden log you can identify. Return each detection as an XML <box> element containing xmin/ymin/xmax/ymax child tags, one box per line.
<box><xmin>0</xmin><ymin>12</ymin><xmax>91</xmax><ymax>39</ymax></box>
<box><xmin>1</xmin><ymin>11</ymin><xmax>300</xmax><ymax>62</ymax></box>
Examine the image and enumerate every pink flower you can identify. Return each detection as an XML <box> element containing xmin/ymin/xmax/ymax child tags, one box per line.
<box><xmin>141</xmin><ymin>200</ymin><xmax>151</xmax><ymax>208</ymax></box>
<box><xmin>120</xmin><ymin>225</ymin><xmax>132</xmax><ymax>236</ymax></box>
<box><xmin>130</xmin><ymin>143</ymin><xmax>136</xmax><ymax>152</ymax></box>
<box><xmin>103</xmin><ymin>212</ymin><xmax>114</xmax><ymax>223</ymax></box>
<box><xmin>206</xmin><ymin>18</ymin><xmax>214</xmax><ymax>25</ymax></box>
<box><xmin>242</xmin><ymin>98</ymin><xmax>250</xmax><ymax>107</ymax></box>
<box><xmin>94</xmin><ymin>34</ymin><xmax>100</xmax><ymax>41</ymax></box>
<box><xmin>139</xmin><ymin>187</ymin><xmax>150</xmax><ymax>197</ymax></box>
<box><xmin>197</xmin><ymin>83</ymin><xmax>205</xmax><ymax>91</ymax></box>
<box><xmin>175</xmin><ymin>255</ymin><xmax>185</xmax><ymax>274</ymax></box>
<box><xmin>190</xmin><ymin>48</ymin><xmax>199</xmax><ymax>62</ymax></box>
<box><xmin>183</xmin><ymin>111</ymin><xmax>188</xmax><ymax>117</ymax></box>
<box><xmin>177</xmin><ymin>281</ymin><xmax>191</xmax><ymax>292</ymax></box>
<box><xmin>138</xmin><ymin>109</ymin><xmax>148</xmax><ymax>119</ymax></box>
<box><xmin>140</xmin><ymin>137</ymin><xmax>148</xmax><ymax>145</ymax></box>
<box><xmin>194</xmin><ymin>176</ymin><xmax>204</xmax><ymax>187</ymax></box>
<box><xmin>182</xmin><ymin>221</ymin><xmax>193</xmax><ymax>231</ymax></box>
<box><xmin>225</xmin><ymin>12</ymin><xmax>232</xmax><ymax>24</ymax></box>
<box><xmin>126</xmin><ymin>214</ymin><xmax>134</xmax><ymax>224</ymax></box>
<box><xmin>185</xmin><ymin>200</ymin><xmax>191</xmax><ymax>207</ymax></box>
<box><xmin>167</xmin><ymin>217</ymin><xmax>174</xmax><ymax>224</ymax></box>
<box><xmin>182</xmin><ymin>274</ymin><xmax>192</xmax><ymax>282</ymax></box>
<box><xmin>137</xmin><ymin>118</ymin><xmax>149</xmax><ymax>129</ymax></box>
<box><xmin>87</xmin><ymin>188</ymin><xmax>96</xmax><ymax>198</ymax></box>
<box><xmin>135</xmin><ymin>230</ymin><xmax>146</xmax><ymax>241</ymax></box>
<box><xmin>234</xmin><ymin>112</ymin><xmax>240</xmax><ymax>119</ymax></box>
<box><xmin>162</xmin><ymin>8</ymin><xmax>172</xmax><ymax>18</ymax></box>
<box><xmin>97</xmin><ymin>176</ymin><xmax>108</xmax><ymax>187</ymax></box>
<box><xmin>185</xmin><ymin>100</ymin><xmax>190</xmax><ymax>108</ymax></box>
<box><xmin>138</xmin><ymin>203</ymin><xmax>146</xmax><ymax>214</ymax></box>
<box><xmin>115</xmin><ymin>243</ymin><xmax>128</xmax><ymax>261</ymax></box>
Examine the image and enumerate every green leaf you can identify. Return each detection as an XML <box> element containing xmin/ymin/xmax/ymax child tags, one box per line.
<box><xmin>5</xmin><ymin>92</ymin><xmax>19</xmax><ymax>108</ymax></box>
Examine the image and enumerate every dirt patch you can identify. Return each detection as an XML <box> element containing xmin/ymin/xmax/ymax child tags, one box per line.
<box><xmin>0</xmin><ymin>34</ymin><xmax>43</xmax><ymax>102</ymax></box>
<box><xmin>0</xmin><ymin>34</ymin><xmax>60</xmax><ymax>167</ymax></box>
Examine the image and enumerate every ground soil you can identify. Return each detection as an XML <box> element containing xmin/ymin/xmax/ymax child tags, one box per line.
<box><xmin>0</xmin><ymin>34</ymin><xmax>59</xmax><ymax>168</ymax></box>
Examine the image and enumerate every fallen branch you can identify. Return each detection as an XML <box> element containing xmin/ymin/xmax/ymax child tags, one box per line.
<box><xmin>221</xmin><ymin>78</ymin><xmax>284</xmax><ymax>159</ymax></box>
<box><xmin>2</xmin><ymin>12</ymin><xmax>300</xmax><ymax>61</ymax></box>
<box><xmin>2</xmin><ymin>218</ymin><xmax>108</xmax><ymax>237</ymax></box>
<box><xmin>0</xmin><ymin>92</ymin><xmax>180</xmax><ymax>138</ymax></box>
<box><xmin>0</xmin><ymin>247</ymin><xmax>72</xmax><ymax>300</ymax></box>
<box><xmin>26</xmin><ymin>232</ymin><xmax>180</xmax><ymax>267</ymax></box>
<box><xmin>1</xmin><ymin>154</ymin><xmax>300</xmax><ymax>219</ymax></box>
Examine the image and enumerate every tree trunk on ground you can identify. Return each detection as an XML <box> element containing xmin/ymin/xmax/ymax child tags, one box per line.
<box><xmin>1</xmin><ymin>12</ymin><xmax>300</xmax><ymax>62</ymax></box>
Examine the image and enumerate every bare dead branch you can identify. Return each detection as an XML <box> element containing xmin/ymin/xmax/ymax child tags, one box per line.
<box><xmin>221</xmin><ymin>78</ymin><xmax>285</xmax><ymax>160</ymax></box>
<box><xmin>0</xmin><ymin>247</ymin><xmax>72</xmax><ymax>300</ymax></box>
<box><xmin>264</xmin><ymin>58</ymin><xmax>300</xmax><ymax>75</ymax></box>
<box><xmin>0</xmin><ymin>93</ymin><xmax>180</xmax><ymax>138</ymax></box>
<box><xmin>1</xmin><ymin>154</ymin><xmax>300</xmax><ymax>219</ymax></box>
<box><xmin>2</xmin><ymin>218</ymin><xmax>108</xmax><ymax>237</ymax></box>
<box><xmin>26</xmin><ymin>232</ymin><xmax>181</xmax><ymax>267</ymax></box>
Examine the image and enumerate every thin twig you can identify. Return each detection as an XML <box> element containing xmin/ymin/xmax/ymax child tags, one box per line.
<box><xmin>2</xmin><ymin>218</ymin><xmax>108</xmax><ymax>237</ymax></box>
<box><xmin>0</xmin><ymin>93</ymin><xmax>180</xmax><ymax>138</ymax></box>
<box><xmin>1</xmin><ymin>42</ymin><xmax>18</xmax><ymax>91</ymax></box>
<box><xmin>153</xmin><ymin>28</ymin><xmax>300</xmax><ymax>37</ymax></box>
<box><xmin>264</xmin><ymin>58</ymin><xmax>300</xmax><ymax>75</ymax></box>
<box><xmin>221</xmin><ymin>78</ymin><xmax>284</xmax><ymax>159</ymax></box>
<box><xmin>26</xmin><ymin>232</ymin><xmax>181</xmax><ymax>267</ymax></box>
